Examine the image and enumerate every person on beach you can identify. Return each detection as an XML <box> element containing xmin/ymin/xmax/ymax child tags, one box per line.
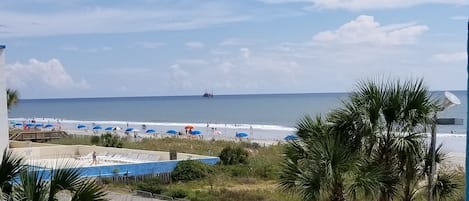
<box><xmin>91</xmin><ymin>151</ymin><xmax>97</xmax><ymax>165</ymax></box>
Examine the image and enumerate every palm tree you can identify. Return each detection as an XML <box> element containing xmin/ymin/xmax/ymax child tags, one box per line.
<box><xmin>0</xmin><ymin>149</ymin><xmax>107</xmax><ymax>201</ymax></box>
<box><xmin>279</xmin><ymin>116</ymin><xmax>383</xmax><ymax>201</ymax></box>
<box><xmin>6</xmin><ymin>89</ymin><xmax>19</xmax><ymax>110</ymax></box>
<box><xmin>328</xmin><ymin>79</ymin><xmax>437</xmax><ymax>201</ymax></box>
<box><xmin>280</xmin><ymin>78</ymin><xmax>447</xmax><ymax>201</ymax></box>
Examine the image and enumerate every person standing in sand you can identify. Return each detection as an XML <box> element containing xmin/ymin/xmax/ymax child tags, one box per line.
<box><xmin>91</xmin><ymin>151</ymin><xmax>97</xmax><ymax>165</ymax></box>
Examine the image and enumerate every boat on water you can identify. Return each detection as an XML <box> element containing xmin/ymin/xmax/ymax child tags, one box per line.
<box><xmin>203</xmin><ymin>91</ymin><xmax>214</xmax><ymax>98</ymax></box>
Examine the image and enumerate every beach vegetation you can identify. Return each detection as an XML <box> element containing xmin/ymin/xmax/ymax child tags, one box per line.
<box><xmin>136</xmin><ymin>177</ymin><xmax>165</xmax><ymax>194</ymax></box>
<box><xmin>172</xmin><ymin>160</ymin><xmax>212</xmax><ymax>182</ymax></box>
<box><xmin>48</xmin><ymin>116</ymin><xmax>464</xmax><ymax>201</ymax></box>
<box><xmin>90</xmin><ymin>135</ymin><xmax>100</xmax><ymax>145</ymax></box>
<box><xmin>165</xmin><ymin>188</ymin><xmax>187</xmax><ymax>199</ymax></box>
<box><xmin>219</xmin><ymin>146</ymin><xmax>249</xmax><ymax>165</ymax></box>
<box><xmin>100</xmin><ymin>133</ymin><xmax>123</xmax><ymax>148</ymax></box>
<box><xmin>6</xmin><ymin>88</ymin><xmax>19</xmax><ymax>110</ymax></box>
<box><xmin>279</xmin><ymin>78</ymin><xmax>465</xmax><ymax>201</ymax></box>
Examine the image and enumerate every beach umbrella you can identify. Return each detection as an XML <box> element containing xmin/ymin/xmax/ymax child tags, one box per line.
<box><xmin>77</xmin><ymin>124</ymin><xmax>86</xmax><ymax>129</ymax></box>
<box><xmin>125</xmin><ymin>128</ymin><xmax>134</xmax><ymax>132</ymax></box>
<box><xmin>34</xmin><ymin>123</ymin><xmax>44</xmax><ymax>128</ymax></box>
<box><xmin>185</xmin><ymin>125</ymin><xmax>195</xmax><ymax>130</ymax></box>
<box><xmin>166</xmin><ymin>130</ymin><xmax>178</xmax><ymax>134</ymax></box>
<box><xmin>15</xmin><ymin>123</ymin><xmax>23</xmax><ymax>126</ymax></box>
<box><xmin>236</xmin><ymin>132</ymin><xmax>249</xmax><ymax>138</ymax></box>
<box><xmin>93</xmin><ymin>126</ymin><xmax>102</xmax><ymax>130</ymax></box>
<box><xmin>104</xmin><ymin>127</ymin><xmax>113</xmax><ymax>131</ymax></box>
<box><xmin>191</xmin><ymin>130</ymin><xmax>202</xmax><ymax>135</ymax></box>
<box><xmin>26</xmin><ymin>123</ymin><xmax>34</xmax><ymax>127</ymax></box>
<box><xmin>44</xmin><ymin>124</ymin><xmax>54</xmax><ymax>128</ymax></box>
<box><xmin>145</xmin><ymin>129</ymin><xmax>156</xmax><ymax>134</ymax></box>
<box><xmin>284</xmin><ymin>135</ymin><xmax>298</xmax><ymax>141</ymax></box>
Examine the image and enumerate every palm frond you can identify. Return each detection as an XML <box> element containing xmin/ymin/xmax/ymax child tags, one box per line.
<box><xmin>71</xmin><ymin>179</ymin><xmax>107</xmax><ymax>201</ymax></box>
<box><xmin>0</xmin><ymin>149</ymin><xmax>25</xmax><ymax>195</ymax></box>
<box><xmin>15</xmin><ymin>167</ymin><xmax>50</xmax><ymax>201</ymax></box>
<box><xmin>48</xmin><ymin>160</ymin><xmax>83</xmax><ymax>201</ymax></box>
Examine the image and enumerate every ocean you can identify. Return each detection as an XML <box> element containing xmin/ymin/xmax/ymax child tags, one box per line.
<box><xmin>7</xmin><ymin>91</ymin><xmax>468</xmax><ymax>152</ymax></box>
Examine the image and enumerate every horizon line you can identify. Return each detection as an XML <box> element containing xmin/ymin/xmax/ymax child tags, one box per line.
<box><xmin>18</xmin><ymin>90</ymin><xmax>467</xmax><ymax>101</ymax></box>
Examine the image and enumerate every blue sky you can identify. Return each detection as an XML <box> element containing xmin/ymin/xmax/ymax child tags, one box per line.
<box><xmin>1</xmin><ymin>0</ymin><xmax>468</xmax><ymax>99</ymax></box>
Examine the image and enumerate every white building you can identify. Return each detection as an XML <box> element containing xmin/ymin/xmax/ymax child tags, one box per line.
<box><xmin>0</xmin><ymin>45</ymin><xmax>8</xmax><ymax>153</ymax></box>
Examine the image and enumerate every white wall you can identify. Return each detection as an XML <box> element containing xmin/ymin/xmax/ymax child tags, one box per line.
<box><xmin>0</xmin><ymin>46</ymin><xmax>8</xmax><ymax>154</ymax></box>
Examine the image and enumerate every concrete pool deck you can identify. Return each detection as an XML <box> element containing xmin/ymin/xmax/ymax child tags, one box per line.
<box><xmin>10</xmin><ymin>141</ymin><xmax>220</xmax><ymax>177</ymax></box>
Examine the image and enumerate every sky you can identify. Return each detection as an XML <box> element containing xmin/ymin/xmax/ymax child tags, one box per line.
<box><xmin>0</xmin><ymin>0</ymin><xmax>468</xmax><ymax>99</ymax></box>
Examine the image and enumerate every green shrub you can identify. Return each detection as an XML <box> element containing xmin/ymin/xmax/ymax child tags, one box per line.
<box><xmin>219</xmin><ymin>165</ymin><xmax>251</xmax><ymax>177</ymax></box>
<box><xmin>100</xmin><ymin>133</ymin><xmax>122</xmax><ymax>148</ymax></box>
<box><xmin>217</xmin><ymin>189</ymin><xmax>265</xmax><ymax>201</ymax></box>
<box><xmin>172</xmin><ymin>160</ymin><xmax>211</xmax><ymax>181</ymax></box>
<box><xmin>136</xmin><ymin>177</ymin><xmax>165</xmax><ymax>194</ymax></box>
<box><xmin>90</xmin><ymin>136</ymin><xmax>100</xmax><ymax>145</ymax></box>
<box><xmin>250</xmin><ymin>158</ymin><xmax>277</xmax><ymax>179</ymax></box>
<box><xmin>166</xmin><ymin>188</ymin><xmax>187</xmax><ymax>198</ymax></box>
<box><xmin>187</xmin><ymin>190</ymin><xmax>216</xmax><ymax>201</ymax></box>
<box><xmin>240</xmin><ymin>142</ymin><xmax>261</xmax><ymax>149</ymax></box>
<box><xmin>219</xmin><ymin>146</ymin><xmax>249</xmax><ymax>165</ymax></box>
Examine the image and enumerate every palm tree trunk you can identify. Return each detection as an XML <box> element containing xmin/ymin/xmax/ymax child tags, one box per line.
<box><xmin>330</xmin><ymin>183</ymin><xmax>346</xmax><ymax>201</ymax></box>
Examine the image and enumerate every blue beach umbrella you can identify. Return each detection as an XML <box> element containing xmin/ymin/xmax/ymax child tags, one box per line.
<box><xmin>93</xmin><ymin>126</ymin><xmax>102</xmax><ymax>130</ymax></box>
<box><xmin>166</xmin><ymin>130</ymin><xmax>178</xmax><ymax>134</ymax></box>
<box><xmin>236</xmin><ymin>132</ymin><xmax>249</xmax><ymax>138</ymax></box>
<box><xmin>191</xmin><ymin>130</ymin><xmax>202</xmax><ymax>135</ymax></box>
<box><xmin>284</xmin><ymin>135</ymin><xmax>298</xmax><ymax>141</ymax></box>
<box><xmin>34</xmin><ymin>123</ymin><xmax>43</xmax><ymax>128</ymax></box>
<box><xmin>26</xmin><ymin>123</ymin><xmax>34</xmax><ymax>127</ymax></box>
<box><xmin>15</xmin><ymin>123</ymin><xmax>23</xmax><ymax>126</ymax></box>
<box><xmin>77</xmin><ymin>124</ymin><xmax>86</xmax><ymax>129</ymax></box>
<box><xmin>125</xmin><ymin>128</ymin><xmax>134</xmax><ymax>132</ymax></box>
<box><xmin>104</xmin><ymin>127</ymin><xmax>113</xmax><ymax>131</ymax></box>
<box><xmin>145</xmin><ymin>129</ymin><xmax>156</xmax><ymax>134</ymax></box>
<box><xmin>44</xmin><ymin>124</ymin><xmax>54</xmax><ymax>128</ymax></box>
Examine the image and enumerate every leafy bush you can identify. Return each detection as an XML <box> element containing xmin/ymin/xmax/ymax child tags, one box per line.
<box><xmin>172</xmin><ymin>160</ymin><xmax>211</xmax><ymax>181</ymax></box>
<box><xmin>90</xmin><ymin>136</ymin><xmax>100</xmax><ymax>145</ymax></box>
<box><xmin>219</xmin><ymin>146</ymin><xmax>249</xmax><ymax>165</ymax></box>
<box><xmin>136</xmin><ymin>177</ymin><xmax>165</xmax><ymax>194</ymax></box>
<box><xmin>249</xmin><ymin>158</ymin><xmax>277</xmax><ymax>179</ymax></box>
<box><xmin>187</xmin><ymin>189</ymin><xmax>266</xmax><ymax>201</ymax></box>
<box><xmin>166</xmin><ymin>188</ymin><xmax>188</xmax><ymax>198</ymax></box>
<box><xmin>219</xmin><ymin>165</ymin><xmax>251</xmax><ymax>177</ymax></box>
<box><xmin>240</xmin><ymin>142</ymin><xmax>261</xmax><ymax>149</ymax></box>
<box><xmin>101</xmin><ymin>133</ymin><xmax>123</xmax><ymax>148</ymax></box>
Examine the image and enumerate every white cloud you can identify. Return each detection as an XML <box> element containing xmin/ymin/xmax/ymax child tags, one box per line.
<box><xmin>271</xmin><ymin>0</ymin><xmax>468</xmax><ymax>10</ymax></box>
<box><xmin>220</xmin><ymin>38</ymin><xmax>257</xmax><ymax>46</ymax></box>
<box><xmin>451</xmin><ymin>16</ymin><xmax>468</xmax><ymax>21</ymax></box>
<box><xmin>5</xmin><ymin>58</ymin><xmax>88</xmax><ymax>90</ymax></box>
<box><xmin>185</xmin><ymin>41</ymin><xmax>205</xmax><ymax>49</ymax></box>
<box><xmin>133</xmin><ymin>41</ymin><xmax>166</xmax><ymax>49</ymax></box>
<box><xmin>433</xmin><ymin>52</ymin><xmax>467</xmax><ymax>62</ymax></box>
<box><xmin>258</xmin><ymin>0</ymin><xmax>312</xmax><ymax>3</ymax></box>
<box><xmin>177</xmin><ymin>59</ymin><xmax>208</xmax><ymax>65</ymax></box>
<box><xmin>61</xmin><ymin>45</ymin><xmax>79</xmax><ymax>51</ymax></box>
<box><xmin>240</xmin><ymin>48</ymin><xmax>251</xmax><ymax>59</ymax></box>
<box><xmin>313</xmin><ymin>15</ymin><xmax>428</xmax><ymax>46</ymax></box>
<box><xmin>0</xmin><ymin>5</ymin><xmax>250</xmax><ymax>38</ymax></box>
<box><xmin>88</xmin><ymin>46</ymin><xmax>112</xmax><ymax>53</ymax></box>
